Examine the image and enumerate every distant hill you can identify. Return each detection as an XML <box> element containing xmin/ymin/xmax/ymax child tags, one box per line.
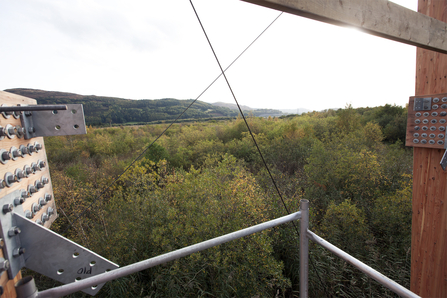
<box><xmin>279</xmin><ymin>108</ymin><xmax>312</xmax><ymax>115</ymax></box>
<box><xmin>212</xmin><ymin>102</ymin><xmax>254</xmax><ymax>111</ymax></box>
<box><xmin>4</xmin><ymin>89</ymin><xmax>284</xmax><ymax>126</ymax></box>
<box><xmin>212</xmin><ymin>102</ymin><xmax>284</xmax><ymax>117</ymax></box>
<box><xmin>213</xmin><ymin>102</ymin><xmax>312</xmax><ymax>116</ymax></box>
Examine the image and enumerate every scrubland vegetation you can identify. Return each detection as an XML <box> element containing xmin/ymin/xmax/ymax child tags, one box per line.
<box><xmin>39</xmin><ymin>104</ymin><xmax>411</xmax><ymax>297</ymax></box>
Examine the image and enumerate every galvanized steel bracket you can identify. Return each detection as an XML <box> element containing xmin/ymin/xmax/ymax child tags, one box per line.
<box><xmin>0</xmin><ymin>190</ymin><xmax>26</xmax><ymax>279</ymax></box>
<box><xmin>20</xmin><ymin>104</ymin><xmax>87</xmax><ymax>139</ymax></box>
<box><xmin>14</xmin><ymin>213</ymin><xmax>119</xmax><ymax>296</ymax></box>
<box><xmin>0</xmin><ymin>189</ymin><xmax>118</xmax><ymax>295</ymax></box>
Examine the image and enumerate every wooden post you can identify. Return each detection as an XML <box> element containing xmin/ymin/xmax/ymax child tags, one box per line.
<box><xmin>411</xmin><ymin>1</ymin><xmax>447</xmax><ymax>297</ymax></box>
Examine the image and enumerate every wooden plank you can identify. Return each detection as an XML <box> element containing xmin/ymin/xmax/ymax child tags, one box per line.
<box><xmin>241</xmin><ymin>0</ymin><xmax>447</xmax><ymax>54</ymax></box>
<box><xmin>411</xmin><ymin>1</ymin><xmax>447</xmax><ymax>297</ymax></box>
<box><xmin>0</xmin><ymin>91</ymin><xmax>58</xmax><ymax>297</ymax></box>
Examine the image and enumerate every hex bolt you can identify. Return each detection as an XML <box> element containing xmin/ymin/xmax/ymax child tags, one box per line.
<box><xmin>1</xmin><ymin>106</ymin><xmax>13</xmax><ymax>117</ymax></box>
<box><xmin>10</xmin><ymin>147</ymin><xmax>22</xmax><ymax>160</ymax></box>
<box><xmin>21</xmin><ymin>190</ymin><xmax>30</xmax><ymax>198</ymax></box>
<box><xmin>32</xmin><ymin>203</ymin><xmax>40</xmax><ymax>214</ymax></box>
<box><xmin>24</xmin><ymin>165</ymin><xmax>34</xmax><ymax>176</ymax></box>
<box><xmin>0</xmin><ymin>125</ymin><xmax>14</xmax><ymax>139</ymax></box>
<box><xmin>15</xmin><ymin>125</ymin><xmax>25</xmax><ymax>138</ymax></box>
<box><xmin>4</xmin><ymin>124</ymin><xmax>16</xmax><ymax>139</ymax></box>
<box><xmin>45</xmin><ymin>193</ymin><xmax>52</xmax><ymax>202</ymax></box>
<box><xmin>0</xmin><ymin>180</ymin><xmax>6</xmax><ymax>189</ymax></box>
<box><xmin>41</xmin><ymin>176</ymin><xmax>49</xmax><ymax>185</ymax></box>
<box><xmin>31</xmin><ymin>163</ymin><xmax>40</xmax><ymax>172</ymax></box>
<box><xmin>13</xmin><ymin>247</ymin><xmax>25</xmax><ymax>257</ymax></box>
<box><xmin>1</xmin><ymin>151</ymin><xmax>10</xmax><ymax>160</ymax></box>
<box><xmin>35</xmin><ymin>142</ymin><xmax>42</xmax><ymax>151</ymax></box>
<box><xmin>42</xmin><ymin>213</ymin><xmax>49</xmax><ymax>223</ymax></box>
<box><xmin>5</xmin><ymin>173</ymin><xmax>17</xmax><ymax>187</ymax></box>
<box><xmin>8</xmin><ymin>227</ymin><xmax>21</xmax><ymax>237</ymax></box>
<box><xmin>14</xmin><ymin>197</ymin><xmax>25</xmax><ymax>206</ymax></box>
<box><xmin>25</xmin><ymin>111</ymin><xmax>32</xmax><ymax>116</ymax></box>
<box><xmin>25</xmin><ymin>210</ymin><xmax>32</xmax><ymax>219</ymax></box>
<box><xmin>0</xmin><ymin>259</ymin><xmax>10</xmax><ymax>273</ymax></box>
<box><xmin>15</xmin><ymin>169</ymin><xmax>25</xmax><ymax>181</ymax></box>
<box><xmin>47</xmin><ymin>207</ymin><xmax>54</xmax><ymax>216</ymax></box>
<box><xmin>2</xmin><ymin>204</ymin><xmax>13</xmax><ymax>214</ymax></box>
<box><xmin>6</xmin><ymin>174</ymin><xmax>16</xmax><ymax>184</ymax></box>
<box><xmin>1</xmin><ymin>104</ymin><xmax>13</xmax><ymax>118</ymax></box>
<box><xmin>38</xmin><ymin>160</ymin><xmax>46</xmax><ymax>169</ymax></box>
<box><xmin>13</xmin><ymin>110</ymin><xmax>21</xmax><ymax>119</ymax></box>
<box><xmin>35</xmin><ymin>220</ymin><xmax>42</xmax><ymax>225</ymax></box>
<box><xmin>0</xmin><ymin>150</ymin><xmax>11</xmax><ymax>164</ymax></box>
<box><xmin>38</xmin><ymin>197</ymin><xmax>46</xmax><ymax>206</ymax></box>
<box><xmin>28</xmin><ymin>144</ymin><xmax>36</xmax><ymax>154</ymax></box>
<box><xmin>28</xmin><ymin>185</ymin><xmax>37</xmax><ymax>195</ymax></box>
<box><xmin>35</xmin><ymin>180</ymin><xmax>44</xmax><ymax>190</ymax></box>
<box><xmin>19</xmin><ymin>145</ymin><xmax>28</xmax><ymax>155</ymax></box>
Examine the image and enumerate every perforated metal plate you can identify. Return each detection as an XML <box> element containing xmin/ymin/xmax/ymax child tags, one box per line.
<box><xmin>14</xmin><ymin>213</ymin><xmax>119</xmax><ymax>295</ymax></box>
<box><xmin>21</xmin><ymin>104</ymin><xmax>86</xmax><ymax>138</ymax></box>
<box><xmin>14</xmin><ymin>214</ymin><xmax>119</xmax><ymax>295</ymax></box>
<box><xmin>0</xmin><ymin>190</ymin><xmax>26</xmax><ymax>279</ymax></box>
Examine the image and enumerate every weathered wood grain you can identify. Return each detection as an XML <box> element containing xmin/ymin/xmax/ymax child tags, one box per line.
<box><xmin>411</xmin><ymin>1</ymin><xmax>447</xmax><ymax>297</ymax></box>
<box><xmin>241</xmin><ymin>0</ymin><xmax>447</xmax><ymax>54</ymax></box>
<box><xmin>0</xmin><ymin>91</ymin><xmax>58</xmax><ymax>297</ymax></box>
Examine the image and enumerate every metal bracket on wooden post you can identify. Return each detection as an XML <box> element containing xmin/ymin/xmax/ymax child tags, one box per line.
<box><xmin>20</xmin><ymin>104</ymin><xmax>87</xmax><ymax>139</ymax></box>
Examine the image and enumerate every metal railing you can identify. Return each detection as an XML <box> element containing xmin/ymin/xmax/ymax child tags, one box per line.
<box><xmin>19</xmin><ymin>200</ymin><xmax>419</xmax><ymax>298</ymax></box>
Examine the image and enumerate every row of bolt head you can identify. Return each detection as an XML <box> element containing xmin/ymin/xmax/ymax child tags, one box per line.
<box><xmin>1</xmin><ymin>171</ymin><xmax>48</xmax><ymax>191</ymax></box>
<box><xmin>0</xmin><ymin>143</ymin><xmax>43</xmax><ymax>165</ymax></box>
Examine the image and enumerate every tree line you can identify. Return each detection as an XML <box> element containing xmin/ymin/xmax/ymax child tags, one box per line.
<box><xmin>5</xmin><ymin>88</ymin><xmax>284</xmax><ymax>126</ymax></box>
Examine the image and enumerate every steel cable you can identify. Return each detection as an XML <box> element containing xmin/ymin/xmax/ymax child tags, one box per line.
<box><xmin>61</xmin><ymin>9</ymin><xmax>283</xmax><ymax>235</ymax></box>
<box><xmin>188</xmin><ymin>1</ymin><xmax>331</xmax><ymax>296</ymax></box>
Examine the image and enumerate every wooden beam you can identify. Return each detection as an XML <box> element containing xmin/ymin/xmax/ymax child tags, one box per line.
<box><xmin>412</xmin><ymin>1</ymin><xmax>447</xmax><ymax>297</ymax></box>
<box><xmin>241</xmin><ymin>0</ymin><xmax>447</xmax><ymax>54</ymax></box>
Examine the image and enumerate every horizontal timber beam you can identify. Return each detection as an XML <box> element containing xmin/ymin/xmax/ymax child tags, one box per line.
<box><xmin>241</xmin><ymin>0</ymin><xmax>447</xmax><ymax>54</ymax></box>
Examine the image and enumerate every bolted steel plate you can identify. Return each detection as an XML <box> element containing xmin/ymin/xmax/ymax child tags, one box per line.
<box><xmin>15</xmin><ymin>214</ymin><xmax>119</xmax><ymax>296</ymax></box>
<box><xmin>30</xmin><ymin>104</ymin><xmax>87</xmax><ymax>137</ymax></box>
<box><xmin>0</xmin><ymin>190</ymin><xmax>25</xmax><ymax>279</ymax></box>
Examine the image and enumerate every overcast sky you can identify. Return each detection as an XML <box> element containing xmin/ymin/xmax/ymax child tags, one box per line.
<box><xmin>1</xmin><ymin>0</ymin><xmax>417</xmax><ymax>111</ymax></box>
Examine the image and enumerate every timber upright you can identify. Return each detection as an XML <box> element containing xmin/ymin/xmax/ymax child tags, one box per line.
<box><xmin>238</xmin><ymin>0</ymin><xmax>447</xmax><ymax>296</ymax></box>
<box><xmin>0</xmin><ymin>91</ymin><xmax>118</xmax><ymax>297</ymax></box>
<box><xmin>410</xmin><ymin>1</ymin><xmax>447</xmax><ymax>297</ymax></box>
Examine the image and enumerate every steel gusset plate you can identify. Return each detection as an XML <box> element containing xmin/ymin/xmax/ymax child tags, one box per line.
<box><xmin>0</xmin><ymin>190</ymin><xmax>26</xmax><ymax>279</ymax></box>
<box><xmin>14</xmin><ymin>214</ymin><xmax>119</xmax><ymax>296</ymax></box>
<box><xmin>23</xmin><ymin>104</ymin><xmax>87</xmax><ymax>138</ymax></box>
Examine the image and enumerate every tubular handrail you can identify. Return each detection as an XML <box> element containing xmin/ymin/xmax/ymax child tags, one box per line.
<box><xmin>306</xmin><ymin>230</ymin><xmax>420</xmax><ymax>298</ymax></box>
<box><xmin>22</xmin><ymin>200</ymin><xmax>419</xmax><ymax>298</ymax></box>
<box><xmin>298</xmin><ymin>200</ymin><xmax>419</xmax><ymax>298</ymax></box>
<box><xmin>36</xmin><ymin>212</ymin><xmax>302</xmax><ymax>298</ymax></box>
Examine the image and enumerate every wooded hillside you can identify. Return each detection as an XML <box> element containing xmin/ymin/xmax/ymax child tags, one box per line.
<box><xmin>4</xmin><ymin>88</ymin><xmax>284</xmax><ymax>125</ymax></box>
